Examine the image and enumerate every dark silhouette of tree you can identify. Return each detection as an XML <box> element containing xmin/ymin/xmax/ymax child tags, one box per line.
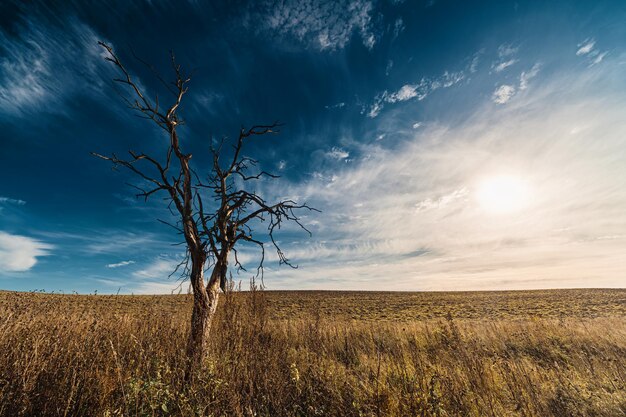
<box><xmin>92</xmin><ymin>42</ymin><xmax>317</xmax><ymax>380</ymax></box>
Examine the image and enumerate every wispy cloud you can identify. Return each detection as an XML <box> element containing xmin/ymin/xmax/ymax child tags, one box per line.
<box><xmin>325</xmin><ymin>147</ymin><xmax>350</xmax><ymax>161</ymax></box>
<box><xmin>497</xmin><ymin>44</ymin><xmax>518</xmax><ymax>57</ymax></box>
<box><xmin>132</xmin><ymin>257</ymin><xmax>181</xmax><ymax>279</ymax></box>
<box><xmin>106</xmin><ymin>260</ymin><xmax>135</xmax><ymax>268</ymax></box>
<box><xmin>34</xmin><ymin>230</ymin><xmax>173</xmax><ymax>257</ymax></box>
<box><xmin>0</xmin><ymin>232</ymin><xmax>53</xmax><ymax>272</ymax></box>
<box><xmin>492</xmin><ymin>63</ymin><xmax>541</xmax><ymax>104</ymax></box>
<box><xmin>590</xmin><ymin>52</ymin><xmax>608</xmax><ymax>66</ymax></box>
<box><xmin>325</xmin><ymin>102</ymin><xmax>346</xmax><ymax>109</ymax></box>
<box><xmin>131</xmin><ymin>280</ymin><xmax>186</xmax><ymax>295</ymax></box>
<box><xmin>367</xmin><ymin>70</ymin><xmax>465</xmax><ymax>117</ymax></box>
<box><xmin>192</xmin><ymin>91</ymin><xmax>225</xmax><ymax>115</ymax></box>
<box><xmin>386</xmin><ymin>84</ymin><xmax>421</xmax><ymax>103</ymax></box>
<box><xmin>0</xmin><ymin>197</ymin><xmax>26</xmax><ymax>206</ymax></box>
<box><xmin>468</xmin><ymin>50</ymin><xmax>483</xmax><ymax>73</ymax></box>
<box><xmin>492</xmin><ymin>84</ymin><xmax>515</xmax><ymax>104</ymax></box>
<box><xmin>392</xmin><ymin>17</ymin><xmax>405</xmax><ymax>40</ymax></box>
<box><xmin>254</xmin><ymin>0</ymin><xmax>378</xmax><ymax>51</ymax></box>
<box><xmin>490</xmin><ymin>43</ymin><xmax>520</xmax><ymax>74</ymax></box>
<box><xmin>367</xmin><ymin>101</ymin><xmax>384</xmax><ymax>118</ymax></box>
<box><xmin>385</xmin><ymin>60</ymin><xmax>394</xmax><ymax>76</ymax></box>
<box><xmin>519</xmin><ymin>63</ymin><xmax>541</xmax><ymax>90</ymax></box>
<box><xmin>493</xmin><ymin>59</ymin><xmax>518</xmax><ymax>72</ymax></box>
<box><xmin>86</xmin><ymin>233</ymin><xmax>169</xmax><ymax>255</ymax></box>
<box><xmin>576</xmin><ymin>39</ymin><xmax>595</xmax><ymax>56</ymax></box>
<box><xmin>0</xmin><ymin>15</ymin><xmax>110</xmax><ymax>118</ymax></box>
<box><xmin>576</xmin><ymin>38</ymin><xmax>608</xmax><ymax>67</ymax></box>
<box><xmin>414</xmin><ymin>188</ymin><xmax>469</xmax><ymax>212</ymax></box>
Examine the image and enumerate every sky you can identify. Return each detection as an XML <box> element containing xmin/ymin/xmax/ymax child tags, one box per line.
<box><xmin>1</xmin><ymin>0</ymin><xmax>625</xmax><ymax>293</ymax></box>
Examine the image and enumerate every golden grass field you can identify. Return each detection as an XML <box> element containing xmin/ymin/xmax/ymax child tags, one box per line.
<box><xmin>0</xmin><ymin>288</ymin><xmax>624</xmax><ymax>416</ymax></box>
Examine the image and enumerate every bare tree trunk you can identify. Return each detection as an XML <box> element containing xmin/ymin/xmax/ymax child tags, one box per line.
<box><xmin>185</xmin><ymin>257</ymin><xmax>224</xmax><ymax>381</ymax></box>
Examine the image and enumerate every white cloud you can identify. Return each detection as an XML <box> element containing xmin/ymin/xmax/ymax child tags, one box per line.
<box><xmin>318</xmin><ymin>32</ymin><xmax>332</xmax><ymax>49</ymax></box>
<box><xmin>367</xmin><ymin>70</ymin><xmax>465</xmax><ymax>117</ymax></box>
<box><xmin>193</xmin><ymin>91</ymin><xmax>224</xmax><ymax>115</ymax></box>
<box><xmin>412</xmin><ymin>122</ymin><xmax>423</xmax><ymax>129</ymax></box>
<box><xmin>362</xmin><ymin>33</ymin><xmax>376</xmax><ymax>49</ymax></box>
<box><xmin>367</xmin><ymin>100</ymin><xmax>384</xmax><ymax>118</ymax></box>
<box><xmin>590</xmin><ymin>51</ymin><xmax>608</xmax><ymax>66</ymax></box>
<box><xmin>385</xmin><ymin>60</ymin><xmax>393</xmax><ymax>76</ymax></box>
<box><xmin>132</xmin><ymin>258</ymin><xmax>180</xmax><ymax>279</ymax></box>
<box><xmin>132</xmin><ymin>280</ymin><xmax>186</xmax><ymax>295</ymax></box>
<box><xmin>440</xmin><ymin>71</ymin><xmax>465</xmax><ymax>87</ymax></box>
<box><xmin>576</xmin><ymin>39</ymin><xmax>595</xmax><ymax>56</ymax></box>
<box><xmin>469</xmin><ymin>54</ymin><xmax>481</xmax><ymax>73</ymax></box>
<box><xmin>106</xmin><ymin>260</ymin><xmax>135</xmax><ymax>268</ymax></box>
<box><xmin>491</xmin><ymin>44</ymin><xmax>519</xmax><ymax>73</ymax></box>
<box><xmin>34</xmin><ymin>230</ymin><xmax>174</xmax><ymax>260</ymax></box>
<box><xmin>575</xmin><ymin>38</ymin><xmax>608</xmax><ymax>67</ymax></box>
<box><xmin>414</xmin><ymin>188</ymin><xmax>469</xmax><ymax>212</ymax></box>
<box><xmin>493</xmin><ymin>58</ymin><xmax>518</xmax><ymax>72</ymax></box>
<box><xmin>325</xmin><ymin>102</ymin><xmax>346</xmax><ymax>109</ymax></box>
<box><xmin>0</xmin><ymin>197</ymin><xmax>26</xmax><ymax>206</ymax></box>
<box><xmin>519</xmin><ymin>63</ymin><xmax>541</xmax><ymax>90</ymax></box>
<box><xmin>498</xmin><ymin>44</ymin><xmax>518</xmax><ymax>57</ymax></box>
<box><xmin>86</xmin><ymin>233</ymin><xmax>164</xmax><ymax>254</ymax></box>
<box><xmin>325</xmin><ymin>147</ymin><xmax>350</xmax><ymax>160</ymax></box>
<box><xmin>392</xmin><ymin>17</ymin><xmax>405</xmax><ymax>39</ymax></box>
<box><xmin>492</xmin><ymin>84</ymin><xmax>516</xmax><ymax>104</ymax></box>
<box><xmin>386</xmin><ymin>84</ymin><xmax>420</xmax><ymax>102</ymax></box>
<box><xmin>0</xmin><ymin>232</ymin><xmax>53</xmax><ymax>272</ymax></box>
<box><xmin>257</xmin><ymin>0</ymin><xmax>377</xmax><ymax>51</ymax></box>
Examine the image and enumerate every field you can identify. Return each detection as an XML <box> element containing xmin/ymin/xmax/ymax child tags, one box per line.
<box><xmin>0</xmin><ymin>289</ymin><xmax>624</xmax><ymax>416</ymax></box>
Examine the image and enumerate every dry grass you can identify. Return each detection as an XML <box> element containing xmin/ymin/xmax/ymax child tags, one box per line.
<box><xmin>0</xmin><ymin>289</ymin><xmax>624</xmax><ymax>416</ymax></box>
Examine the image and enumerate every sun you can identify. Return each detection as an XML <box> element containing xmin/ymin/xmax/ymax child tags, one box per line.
<box><xmin>476</xmin><ymin>175</ymin><xmax>531</xmax><ymax>214</ymax></box>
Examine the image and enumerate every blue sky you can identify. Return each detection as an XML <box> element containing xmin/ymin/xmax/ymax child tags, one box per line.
<box><xmin>1</xmin><ymin>0</ymin><xmax>625</xmax><ymax>293</ymax></box>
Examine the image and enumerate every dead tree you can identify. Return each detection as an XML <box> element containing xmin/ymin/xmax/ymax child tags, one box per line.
<box><xmin>92</xmin><ymin>42</ymin><xmax>317</xmax><ymax>379</ymax></box>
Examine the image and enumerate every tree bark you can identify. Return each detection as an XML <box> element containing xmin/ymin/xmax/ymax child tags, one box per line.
<box><xmin>185</xmin><ymin>256</ymin><xmax>225</xmax><ymax>381</ymax></box>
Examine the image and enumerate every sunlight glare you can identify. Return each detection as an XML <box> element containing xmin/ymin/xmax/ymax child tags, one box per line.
<box><xmin>476</xmin><ymin>175</ymin><xmax>531</xmax><ymax>214</ymax></box>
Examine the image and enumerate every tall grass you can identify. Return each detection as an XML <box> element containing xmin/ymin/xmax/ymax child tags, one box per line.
<box><xmin>0</xmin><ymin>289</ymin><xmax>624</xmax><ymax>416</ymax></box>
